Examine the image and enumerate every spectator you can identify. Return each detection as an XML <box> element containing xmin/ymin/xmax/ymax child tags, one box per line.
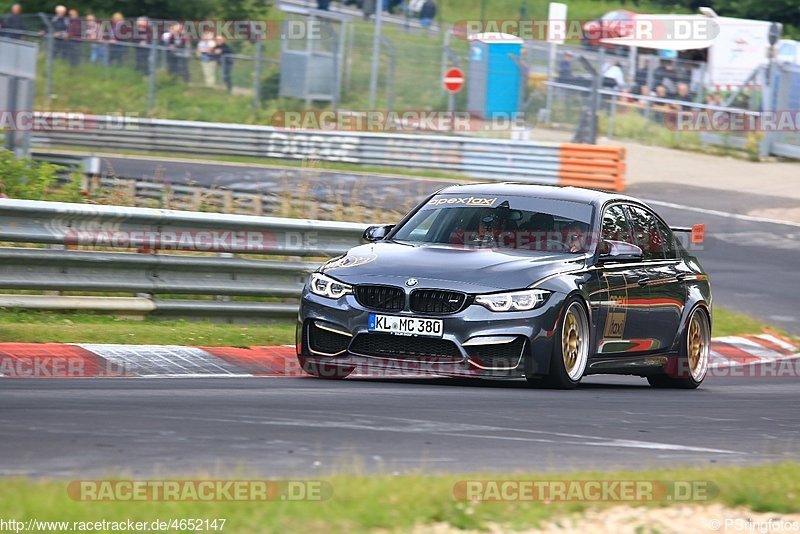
<box><xmin>66</xmin><ymin>8</ymin><xmax>81</xmax><ymax>66</ymax></box>
<box><xmin>557</xmin><ymin>51</ymin><xmax>573</xmax><ymax>83</ymax></box>
<box><xmin>653</xmin><ymin>60</ymin><xmax>677</xmax><ymax>95</ymax></box>
<box><xmin>197</xmin><ymin>31</ymin><xmax>217</xmax><ymax>87</ymax></box>
<box><xmin>362</xmin><ymin>0</ymin><xmax>375</xmax><ymax>20</ymax></box>
<box><xmin>705</xmin><ymin>92</ymin><xmax>722</xmax><ymax>107</ymax></box>
<box><xmin>213</xmin><ymin>35</ymin><xmax>233</xmax><ymax>92</ymax></box>
<box><xmin>165</xmin><ymin>23</ymin><xmax>190</xmax><ymax>82</ymax></box>
<box><xmin>51</xmin><ymin>5</ymin><xmax>68</xmax><ymax>60</ymax></box>
<box><xmin>602</xmin><ymin>60</ymin><xmax>625</xmax><ymax>89</ymax></box>
<box><xmin>84</xmin><ymin>14</ymin><xmax>105</xmax><ymax>64</ymax></box>
<box><xmin>317</xmin><ymin>0</ymin><xmax>331</xmax><ymax>10</ymax></box>
<box><xmin>0</xmin><ymin>4</ymin><xmax>24</xmax><ymax>39</ymax></box>
<box><xmin>108</xmin><ymin>12</ymin><xmax>126</xmax><ymax>66</ymax></box>
<box><xmin>134</xmin><ymin>17</ymin><xmax>151</xmax><ymax>74</ymax></box>
<box><xmin>675</xmin><ymin>82</ymin><xmax>692</xmax><ymax>105</ymax></box>
<box><xmin>636</xmin><ymin>84</ymin><xmax>652</xmax><ymax>101</ymax></box>
<box><xmin>419</xmin><ymin>0</ymin><xmax>436</xmax><ymax>29</ymax></box>
<box><xmin>653</xmin><ymin>84</ymin><xmax>670</xmax><ymax>122</ymax></box>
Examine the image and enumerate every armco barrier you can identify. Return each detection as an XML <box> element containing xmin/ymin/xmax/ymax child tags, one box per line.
<box><xmin>31</xmin><ymin>114</ymin><xmax>626</xmax><ymax>191</ymax></box>
<box><xmin>0</xmin><ymin>199</ymin><xmax>368</xmax><ymax>319</ymax></box>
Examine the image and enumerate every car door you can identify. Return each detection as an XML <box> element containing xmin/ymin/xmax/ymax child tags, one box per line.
<box><xmin>590</xmin><ymin>204</ymin><xmax>652</xmax><ymax>356</ymax></box>
<box><xmin>626</xmin><ymin>205</ymin><xmax>687</xmax><ymax>353</ymax></box>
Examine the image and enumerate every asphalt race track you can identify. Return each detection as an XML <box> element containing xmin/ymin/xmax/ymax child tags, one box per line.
<box><xmin>95</xmin><ymin>154</ymin><xmax>800</xmax><ymax>334</ymax></box>
<box><xmin>1</xmin><ymin>370</ymin><xmax>798</xmax><ymax>477</ymax></box>
<box><xmin>5</xmin><ymin>154</ymin><xmax>793</xmax><ymax>479</ymax></box>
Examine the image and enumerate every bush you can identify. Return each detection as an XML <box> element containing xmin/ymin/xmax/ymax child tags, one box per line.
<box><xmin>0</xmin><ymin>149</ymin><xmax>84</xmax><ymax>202</ymax></box>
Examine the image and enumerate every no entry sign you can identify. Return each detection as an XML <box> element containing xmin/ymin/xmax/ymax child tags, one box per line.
<box><xmin>443</xmin><ymin>67</ymin><xmax>464</xmax><ymax>93</ymax></box>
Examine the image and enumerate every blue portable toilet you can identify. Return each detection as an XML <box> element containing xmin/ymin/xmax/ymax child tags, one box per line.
<box><xmin>467</xmin><ymin>33</ymin><xmax>523</xmax><ymax>119</ymax></box>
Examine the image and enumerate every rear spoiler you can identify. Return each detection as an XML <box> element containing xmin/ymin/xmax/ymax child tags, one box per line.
<box><xmin>671</xmin><ymin>224</ymin><xmax>705</xmax><ymax>244</ymax></box>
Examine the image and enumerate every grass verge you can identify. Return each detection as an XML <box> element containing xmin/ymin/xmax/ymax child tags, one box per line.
<box><xmin>0</xmin><ymin>462</ymin><xmax>798</xmax><ymax>532</ymax></box>
<box><xmin>711</xmin><ymin>307</ymin><xmax>788</xmax><ymax>339</ymax></box>
<box><xmin>0</xmin><ymin>311</ymin><xmax>295</xmax><ymax>346</ymax></box>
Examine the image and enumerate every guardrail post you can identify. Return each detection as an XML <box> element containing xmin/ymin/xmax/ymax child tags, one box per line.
<box><xmin>253</xmin><ymin>38</ymin><xmax>263</xmax><ymax>113</ymax></box>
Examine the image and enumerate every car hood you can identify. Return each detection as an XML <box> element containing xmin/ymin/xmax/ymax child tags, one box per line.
<box><xmin>320</xmin><ymin>242</ymin><xmax>588</xmax><ymax>293</ymax></box>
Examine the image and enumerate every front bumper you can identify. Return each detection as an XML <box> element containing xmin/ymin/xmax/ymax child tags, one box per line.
<box><xmin>296</xmin><ymin>288</ymin><xmax>566</xmax><ymax>379</ymax></box>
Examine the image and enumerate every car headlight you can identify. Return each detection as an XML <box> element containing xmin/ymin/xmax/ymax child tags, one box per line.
<box><xmin>475</xmin><ymin>289</ymin><xmax>550</xmax><ymax>312</ymax></box>
<box><xmin>309</xmin><ymin>272</ymin><xmax>353</xmax><ymax>299</ymax></box>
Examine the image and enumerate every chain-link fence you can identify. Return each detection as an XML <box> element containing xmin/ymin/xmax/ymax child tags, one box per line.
<box><xmin>8</xmin><ymin>12</ymin><xmax>465</xmax><ymax>119</ymax></box>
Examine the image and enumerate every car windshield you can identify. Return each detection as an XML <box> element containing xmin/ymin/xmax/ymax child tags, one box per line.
<box><xmin>391</xmin><ymin>194</ymin><xmax>595</xmax><ymax>254</ymax></box>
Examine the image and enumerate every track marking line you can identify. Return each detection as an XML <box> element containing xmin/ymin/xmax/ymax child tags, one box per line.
<box><xmin>641</xmin><ymin>198</ymin><xmax>800</xmax><ymax>228</ymax></box>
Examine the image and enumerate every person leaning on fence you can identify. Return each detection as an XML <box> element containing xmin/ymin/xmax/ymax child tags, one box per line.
<box><xmin>66</xmin><ymin>8</ymin><xmax>82</xmax><ymax>66</ymax></box>
<box><xmin>556</xmin><ymin>51</ymin><xmax>574</xmax><ymax>83</ymax></box>
<box><xmin>213</xmin><ymin>35</ymin><xmax>233</xmax><ymax>92</ymax></box>
<box><xmin>197</xmin><ymin>31</ymin><xmax>217</xmax><ymax>87</ymax></box>
<box><xmin>675</xmin><ymin>82</ymin><xmax>693</xmax><ymax>110</ymax></box>
<box><xmin>419</xmin><ymin>0</ymin><xmax>436</xmax><ymax>28</ymax></box>
<box><xmin>165</xmin><ymin>23</ymin><xmax>191</xmax><ymax>82</ymax></box>
<box><xmin>84</xmin><ymin>14</ymin><xmax>104</xmax><ymax>64</ymax></box>
<box><xmin>134</xmin><ymin>17</ymin><xmax>151</xmax><ymax>74</ymax></box>
<box><xmin>108</xmin><ymin>12</ymin><xmax>126</xmax><ymax>66</ymax></box>
<box><xmin>51</xmin><ymin>5</ymin><xmax>68</xmax><ymax>59</ymax></box>
<box><xmin>0</xmin><ymin>3</ymin><xmax>24</xmax><ymax>39</ymax></box>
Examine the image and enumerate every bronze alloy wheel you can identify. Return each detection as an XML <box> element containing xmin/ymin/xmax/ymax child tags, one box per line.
<box><xmin>687</xmin><ymin>309</ymin><xmax>710</xmax><ymax>381</ymax></box>
<box><xmin>561</xmin><ymin>302</ymin><xmax>589</xmax><ymax>381</ymax></box>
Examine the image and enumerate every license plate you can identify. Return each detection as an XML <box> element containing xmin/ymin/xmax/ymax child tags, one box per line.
<box><xmin>368</xmin><ymin>314</ymin><xmax>443</xmax><ymax>337</ymax></box>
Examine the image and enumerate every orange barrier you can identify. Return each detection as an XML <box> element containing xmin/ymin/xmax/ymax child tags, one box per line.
<box><xmin>558</xmin><ymin>143</ymin><xmax>626</xmax><ymax>192</ymax></box>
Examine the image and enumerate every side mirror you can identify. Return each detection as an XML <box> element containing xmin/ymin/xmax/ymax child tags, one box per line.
<box><xmin>363</xmin><ymin>224</ymin><xmax>395</xmax><ymax>242</ymax></box>
<box><xmin>598</xmin><ymin>240</ymin><xmax>643</xmax><ymax>262</ymax></box>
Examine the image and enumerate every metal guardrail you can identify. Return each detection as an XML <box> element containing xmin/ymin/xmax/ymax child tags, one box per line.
<box><xmin>32</xmin><ymin>114</ymin><xmax>627</xmax><ymax>191</ymax></box>
<box><xmin>0</xmin><ymin>199</ymin><xmax>368</xmax><ymax>319</ymax></box>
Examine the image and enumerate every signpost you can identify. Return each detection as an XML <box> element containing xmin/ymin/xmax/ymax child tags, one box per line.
<box><xmin>444</xmin><ymin>67</ymin><xmax>464</xmax><ymax>127</ymax></box>
<box><xmin>443</xmin><ymin>67</ymin><xmax>464</xmax><ymax>93</ymax></box>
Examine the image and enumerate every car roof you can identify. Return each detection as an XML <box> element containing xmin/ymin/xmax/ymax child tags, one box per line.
<box><xmin>435</xmin><ymin>183</ymin><xmax>637</xmax><ymax>207</ymax></box>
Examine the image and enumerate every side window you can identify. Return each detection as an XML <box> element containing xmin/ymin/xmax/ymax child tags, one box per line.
<box><xmin>627</xmin><ymin>206</ymin><xmax>666</xmax><ymax>260</ymax></box>
<box><xmin>406</xmin><ymin>209</ymin><xmax>439</xmax><ymax>241</ymax></box>
<box><xmin>655</xmin><ymin>219</ymin><xmax>678</xmax><ymax>259</ymax></box>
<box><xmin>601</xmin><ymin>205</ymin><xmax>634</xmax><ymax>245</ymax></box>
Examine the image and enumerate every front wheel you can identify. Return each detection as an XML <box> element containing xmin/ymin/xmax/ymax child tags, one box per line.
<box><xmin>647</xmin><ymin>307</ymin><xmax>710</xmax><ymax>389</ymax></box>
<box><xmin>298</xmin><ymin>356</ymin><xmax>354</xmax><ymax>379</ymax></box>
<box><xmin>530</xmin><ymin>298</ymin><xmax>590</xmax><ymax>389</ymax></box>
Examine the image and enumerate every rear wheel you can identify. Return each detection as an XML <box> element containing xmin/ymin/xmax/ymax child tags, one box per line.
<box><xmin>298</xmin><ymin>356</ymin><xmax>354</xmax><ymax>379</ymax></box>
<box><xmin>530</xmin><ymin>298</ymin><xmax>589</xmax><ymax>389</ymax></box>
<box><xmin>647</xmin><ymin>307</ymin><xmax>709</xmax><ymax>389</ymax></box>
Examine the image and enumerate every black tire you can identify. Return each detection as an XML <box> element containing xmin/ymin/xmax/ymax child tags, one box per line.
<box><xmin>298</xmin><ymin>356</ymin><xmax>354</xmax><ymax>379</ymax></box>
<box><xmin>528</xmin><ymin>297</ymin><xmax>590</xmax><ymax>390</ymax></box>
<box><xmin>647</xmin><ymin>307</ymin><xmax>710</xmax><ymax>389</ymax></box>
